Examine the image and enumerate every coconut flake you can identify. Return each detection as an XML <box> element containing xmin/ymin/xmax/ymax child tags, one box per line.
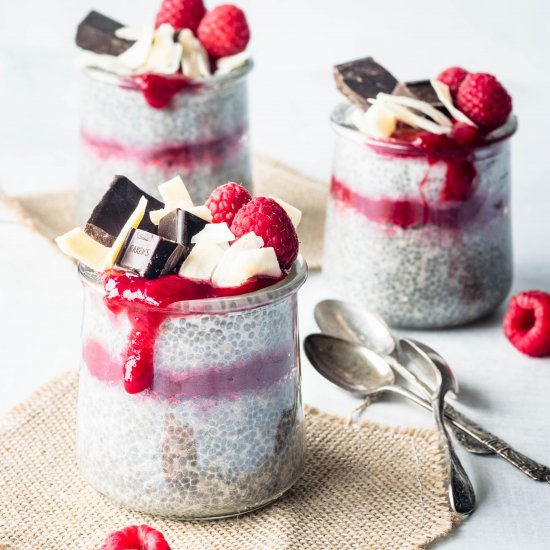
<box><xmin>115</xmin><ymin>26</ymin><xmax>145</xmax><ymax>41</ymax></box>
<box><xmin>117</xmin><ymin>26</ymin><xmax>154</xmax><ymax>70</ymax></box>
<box><xmin>372</xmin><ymin>99</ymin><xmax>451</xmax><ymax>135</ymax></box>
<box><xmin>377</xmin><ymin>93</ymin><xmax>452</xmax><ymax>127</ymax></box>
<box><xmin>216</xmin><ymin>51</ymin><xmax>251</xmax><ymax>75</ymax></box>
<box><xmin>431</xmin><ymin>79</ymin><xmax>477</xmax><ymax>127</ymax></box>
<box><xmin>351</xmin><ymin>103</ymin><xmax>397</xmax><ymax>139</ymax></box>
<box><xmin>191</xmin><ymin>223</ymin><xmax>235</xmax><ymax>245</ymax></box>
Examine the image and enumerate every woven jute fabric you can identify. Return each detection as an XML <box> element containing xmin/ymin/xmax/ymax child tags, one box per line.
<box><xmin>0</xmin><ymin>155</ymin><xmax>327</xmax><ymax>270</ymax></box>
<box><xmin>0</xmin><ymin>371</ymin><xmax>458</xmax><ymax>550</ymax></box>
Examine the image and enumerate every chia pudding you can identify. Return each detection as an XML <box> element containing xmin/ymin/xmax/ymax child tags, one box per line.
<box><xmin>74</xmin><ymin>7</ymin><xmax>253</xmax><ymax>222</ymax></box>
<box><xmin>56</xmin><ymin>174</ymin><xmax>306</xmax><ymax>518</ymax></box>
<box><xmin>324</xmin><ymin>58</ymin><xmax>517</xmax><ymax>328</ymax></box>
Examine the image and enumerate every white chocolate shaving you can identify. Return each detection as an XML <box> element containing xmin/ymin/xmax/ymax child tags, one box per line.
<box><xmin>179</xmin><ymin>241</ymin><xmax>225</xmax><ymax>280</ymax></box>
<box><xmin>115</xmin><ymin>26</ymin><xmax>146</xmax><ymax>41</ymax></box>
<box><xmin>179</xmin><ymin>29</ymin><xmax>211</xmax><ymax>79</ymax></box>
<box><xmin>370</xmin><ymin>99</ymin><xmax>451</xmax><ymax>135</ymax></box>
<box><xmin>158</xmin><ymin>176</ymin><xmax>193</xmax><ymax>208</ymax></box>
<box><xmin>270</xmin><ymin>197</ymin><xmax>302</xmax><ymax>228</ymax></box>
<box><xmin>142</xmin><ymin>24</ymin><xmax>182</xmax><ymax>75</ymax></box>
<box><xmin>55</xmin><ymin>228</ymin><xmax>109</xmax><ymax>272</ymax></box>
<box><xmin>117</xmin><ymin>26</ymin><xmax>154</xmax><ymax>70</ymax></box>
<box><xmin>351</xmin><ymin>103</ymin><xmax>397</xmax><ymax>139</ymax></box>
<box><xmin>216</xmin><ymin>51</ymin><xmax>251</xmax><ymax>75</ymax></box>
<box><xmin>377</xmin><ymin>93</ymin><xmax>452</xmax><ymax>127</ymax></box>
<box><xmin>431</xmin><ymin>79</ymin><xmax>477</xmax><ymax>127</ymax></box>
<box><xmin>213</xmin><ymin>248</ymin><xmax>281</xmax><ymax>288</ymax></box>
<box><xmin>191</xmin><ymin>223</ymin><xmax>235</xmax><ymax>245</ymax></box>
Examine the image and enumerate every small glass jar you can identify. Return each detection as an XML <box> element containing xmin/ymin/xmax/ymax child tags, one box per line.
<box><xmin>77</xmin><ymin>63</ymin><xmax>253</xmax><ymax>222</ymax></box>
<box><xmin>323</xmin><ymin>104</ymin><xmax>517</xmax><ymax>328</ymax></box>
<box><xmin>76</xmin><ymin>258</ymin><xmax>307</xmax><ymax>519</ymax></box>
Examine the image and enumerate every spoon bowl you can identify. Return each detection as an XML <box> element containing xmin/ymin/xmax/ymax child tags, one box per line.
<box><xmin>304</xmin><ymin>333</ymin><xmax>395</xmax><ymax>396</ymax></box>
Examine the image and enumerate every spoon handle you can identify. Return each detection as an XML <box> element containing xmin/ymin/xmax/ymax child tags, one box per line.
<box><xmin>444</xmin><ymin>405</ymin><xmax>550</xmax><ymax>483</ymax></box>
<box><xmin>432</xmin><ymin>394</ymin><xmax>476</xmax><ymax>515</ymax></box>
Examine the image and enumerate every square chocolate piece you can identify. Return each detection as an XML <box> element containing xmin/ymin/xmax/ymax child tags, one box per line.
<box><xmin>85</xmin><ymin>175</ymin><xmax>164</xmax><ymax>247</ymax></box>
<box><xmin>158</xmin><ymin>208</ymin><xmax>208</xmax><ymax>246</ymax></box>
<box><xmin>76</xmin><ymin>11</ymin><xmax>134</xmax><ymax>56</ymax></box>
<box><xmin>334</xmin><ymin>57</ymin><xmax>398</xmax><ymax>110</ymax></box>
<box><xmin>114</xmin><ymin>228</ymin><xmax>187</xmax><ymax>279</ymax></box>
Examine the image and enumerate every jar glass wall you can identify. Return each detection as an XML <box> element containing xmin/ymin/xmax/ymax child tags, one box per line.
<box><xmin>76</xmin><ymin>258</ymin><xmax>307</xmax><ymax>519</ymax></box>
<box><xmin>77</xmin><ymin>64</ymin><xmax>252</xmax><ymax>222</ymax></box>
<box><xmin>323</xmin><ymin>104</ymin><xmax>517</xmax><ymax>328</ymax></box>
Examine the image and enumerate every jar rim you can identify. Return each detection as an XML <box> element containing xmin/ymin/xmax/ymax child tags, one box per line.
<box><xmin>83</xmin><ymin>59</ymin><xmax>254</xmax><ymax>92</ymax></box>
<box><xmin>330</xmin><ymin>102</ymin><xmax>518</xmax><ymax>154</ymax></box>
<box><xmin>78</xmin><ymin>254</ymin><xmax>308</xmax><ymax>315</ymax></box>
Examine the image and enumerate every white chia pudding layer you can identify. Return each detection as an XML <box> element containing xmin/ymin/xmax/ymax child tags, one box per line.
<box><xmin>78</xmin><ymin>284</ymin><xmax>304</xmax><ymax>518</ymax></box>
<box><xmin>323</xmin><ymin>116</ymin><xmax>514</xmax><ymax>328</ymax></box>
<box><xmin>77</xmin><ymin>67</ymin><xmax>252</xmax><ymax>222</ymax></box>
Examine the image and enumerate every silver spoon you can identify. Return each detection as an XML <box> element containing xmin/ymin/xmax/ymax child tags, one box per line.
<box><xmin>406</xmin><ymin>338</ymin><xmax>550</xmax><ymax>482</ymax></box>
<box><xmin>311</xmin><ymin>303</ymin><xmax>550</xmax><ymax>483</ymax></box>
<box><xmin>304</xmin><ymin>333</ymin><xmax>475</xmax><ymax>515</ymax></box>
<box><xmin>401</xmin><ymin>339</ymin><xmax>476</xmax><ymax>515</ymax></box>
<box><xmin>314</xmin><ymin>300</ymin><xmax>486</xmax><ymax>451</ymax></box>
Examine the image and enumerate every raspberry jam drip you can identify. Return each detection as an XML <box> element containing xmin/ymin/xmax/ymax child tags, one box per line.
<box><xmin>334</xmin><ymin>123</ymin><xmax>491</xmax><ymax>228</ymax></box>
<box><xmin>131</xmin><ymin>73</ymin><xmax>196</xmax><ymax>109</ymax></box>
<box><xmin>103</xmin><ymin>272</ymin><xmax>283</xmax><ymax>394</ymax></box>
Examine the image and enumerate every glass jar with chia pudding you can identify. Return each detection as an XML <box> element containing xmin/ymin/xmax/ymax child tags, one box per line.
<box><xmin>74</xmin><ymin>6</ymin><xmax>254</xmax><ymax>222</ymax></box>
<box><xmin>78</xmin><ymin>64</ymin><xmax>252</xmax><ymax>221</ymax></box>
<box><xmin>77</xmin><ymin>259</ymin><xmax>306</xmax><ymax>518</ymax></box>
<box><xmin>56</xmin><ymin>171</ymin><xmax>305</xmax><ymax>518</ymax></box>
<box><xmin>324</xmin><ymin>58</ymin><xmax>517</xmax><ymax>328</ymax></box>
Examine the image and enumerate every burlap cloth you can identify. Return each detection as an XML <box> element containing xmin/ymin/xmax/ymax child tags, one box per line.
<box><xmin>0</xmin><ymin>155</ymin><xmax>327</xmax><ymax>269</ymax></box>
<box><xmin>0</xmin><ymin>156</ymin><xmax>460</xmax><ymax>548</ymax></box>
<box><xmin>0</xmin><ymin>371</ymin><xmax>458</xmax><ymax>550</ymax></box>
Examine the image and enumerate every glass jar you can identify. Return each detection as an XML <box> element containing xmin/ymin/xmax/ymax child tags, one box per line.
<box><xmin>77</xmin><ymin>63</ymin><xmax>253</xmax><ymax>222</ymax></box>
<box><xmin>323</xmin><ymin>103</ymin><xmax>517</xmax><ymax>328</ymax></box>
<box><xmin>76</xmin><ymin>258</ymin><xmax>307</xmax><ymax>519</ymax></box>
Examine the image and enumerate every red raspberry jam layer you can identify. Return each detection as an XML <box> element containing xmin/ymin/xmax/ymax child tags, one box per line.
<box><xmin>333</xmin><ymin>124</ymin><xmax>508</xmax><ymax>229</ymax></box>
<box><xmin>102</xmin><ymin>272</ymin><xmax>284</xmax><ymax>394</ymax></box>
<box><xmin>81</xmin><ymin>128</ymin><xmax>246</xmax><ymax>172</ymax></box>
<box><xmin>83</xmin><ymin>339</ymin><xmax>293</xmax><ymax>399</ymax></box>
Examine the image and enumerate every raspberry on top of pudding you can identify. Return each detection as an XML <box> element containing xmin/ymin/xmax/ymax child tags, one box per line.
<box><xmin>75</xmin><ymin>1</ymin><xmax>251</xmax><ymax>108</ymax></box>
<box><xmin>56</xmin><ymin>175</ymin><xmax>301</xmax><ymax>393</ymax></box>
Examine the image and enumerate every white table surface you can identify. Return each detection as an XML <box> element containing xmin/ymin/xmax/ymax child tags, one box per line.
<box><xmin>1</xmin><ymin>0</ymin><xmax>550</xmax><ymax>548</ymax></box>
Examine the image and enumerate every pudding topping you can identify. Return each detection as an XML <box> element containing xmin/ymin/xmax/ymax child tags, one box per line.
<box><xmin>75</xmin><ymin>1</ymin><xmax>251</xmax><ymax>108</ymax></box>
<box><xmin>57</xmin><ymin>177</ymin><xmax>301</xmax><ymax>393</ymax></box>
<box><xmin>333</xmin><ymin>56</ymin><xmax>515</xmax><ymax>220</ymax></box>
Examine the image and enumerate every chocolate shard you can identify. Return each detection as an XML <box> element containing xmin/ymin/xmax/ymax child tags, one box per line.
<box><xmin>334</xmin><ymin>57</ymin><xmax>398</xmax><ymax>110</ymax></box>
<box><xmin>393</xmin><ymin>80</ymin><xmax>444</xmax><ymax>110</ymax></box>
<box><xmin>85</xmin><ymin>175</ymin><xmax>164</xmax><ymax>247</ymax></box>
<box><xmin>158</xmin><ymin>208</ymin><xmax>208</xmax><ymax>247</ymax></box>
<box><xmin>75</xmin><ymin>10</ymin><xmax>134</xmax><ymax>56</ymax></box>
<box><xmin>114</xmin><ymin>228</ymin><xmax>188</xmax><ymax>279</ymax></box>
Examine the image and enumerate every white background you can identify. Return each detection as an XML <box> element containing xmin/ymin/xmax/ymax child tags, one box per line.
<box><xmin>1</xmin><ymin>1</ymin><xmax>550</xmax><ymax>548</ymax></box>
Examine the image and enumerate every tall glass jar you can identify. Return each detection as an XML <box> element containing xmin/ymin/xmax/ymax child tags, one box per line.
<box><xmin>323</xmin><ymin>104</ymin><xmax>517</xmax><ymax>328</ymax></box>
<box><xmin>76</xmin><ymin>259</ymin><xmax>307</xmax><ymax>519</ymax></box>
<box><xmin>77</xmin><ymin>63</ymin><xmax>252</xmax><ymax>222</ymax></box>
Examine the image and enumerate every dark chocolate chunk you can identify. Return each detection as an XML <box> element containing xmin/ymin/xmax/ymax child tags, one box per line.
<box><xmin>158</xmin><ymin>208</ymin><xmax>208</xmax><ymax>246</ymax></box>
<box><xmin>334</xmin><ymin>57</ymin><xmax>398</xmax><ymax>110</ymax></box>
<box><xmin>114</xmin><ymin>228</ymin><xmax>188</xmax><ymax>279</ymax></box>
<box><xmin>85</xmin><ymin>175</ymin><xmax>164</xmax><ymax>247</ymax></box>
<box><xmin>393</xmin><ymin>80</ymin><xmax>444</xmax><ymax>110</ymax></box>
<box><xmin>76</xmin><ymin>11</ymin><xmax>134</xmax><ymax>56</ymax></box>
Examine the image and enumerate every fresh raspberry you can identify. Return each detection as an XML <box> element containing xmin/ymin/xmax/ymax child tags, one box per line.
<box><xmin>197</xmin><ymin>4</ymin><xmax>250</xmax><ymax>59</ymax></box>
<box><xmin>437</xmin><ymin>66</ymin><xmax>469</xmax><ymax>97</ymax></box>
<box><xmin>231</xmin><ymin>197</ymin><xmax>298</xmax><ymax>270</ymax></box>
<box><xmin>102</xmin><ymin>524</ymin><xmax>171</xmax><ymax>550</ymax></box>
<box><xmin>455</xmin><ymin>73</ymin><xmax>512</xmax><ymax>130</ymax></box>
<box><xmin>503</xmin><ymin>291</ymin><xmax>550</xmax><ymax>357</ymax></box>
<box><xmin>134</xmin><ymin>74</ymin><xmax>191</xmax><ymax>109</ymax></box>
<box><xmin>206</xmin><ymin>182</ymin><xmax>251</xmax><ymax>224</ymax></box>
<box><xmin>155</xmin><ymin>0</ymin><xmax>206</xmax><ymax>33</ymax></box>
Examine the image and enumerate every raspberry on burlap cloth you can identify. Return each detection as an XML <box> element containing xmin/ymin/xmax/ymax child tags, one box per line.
<box><xmin>0</xmin><ymin>371</ymin><xmax>461</xmax><ymax>550</ymax></box>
